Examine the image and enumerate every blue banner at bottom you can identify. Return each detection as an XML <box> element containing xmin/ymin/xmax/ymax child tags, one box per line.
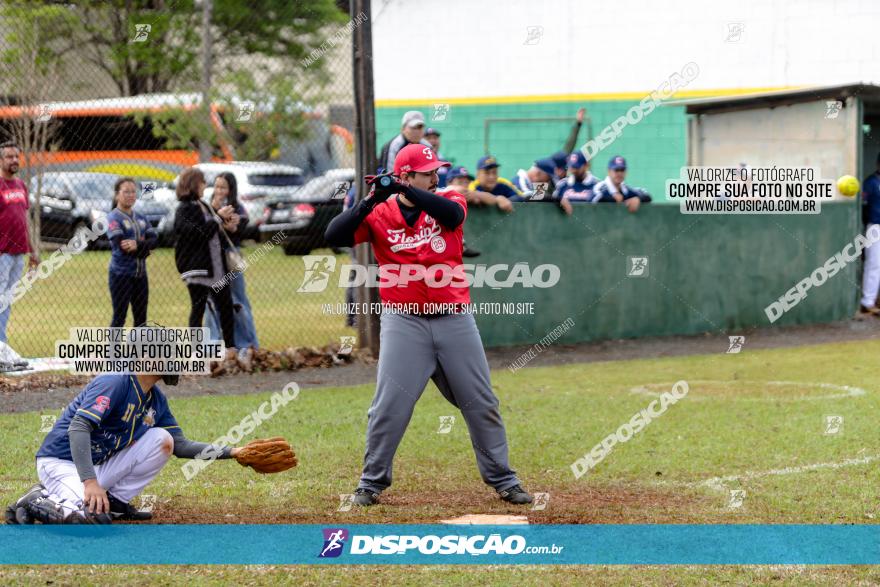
<box><xmin>1</xmin><ymin>524</ymin><xmax>878</xmax><ymax>565</ymax></box>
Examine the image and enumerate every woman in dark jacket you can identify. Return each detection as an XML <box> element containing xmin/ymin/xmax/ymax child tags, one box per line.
<box><xmin>172</xmin><ymin>167</ymin><xmax>236</xmax><ymax>359</ymax></box>
<box><xmin>203</xmin><ymin>172</ymin><xmax>259</xmax><ymax>361</ymax></box>
<box><xmin>106</xmin><ymin>177</ymin><xmax>158</xmax><ymax>327</ymax></box>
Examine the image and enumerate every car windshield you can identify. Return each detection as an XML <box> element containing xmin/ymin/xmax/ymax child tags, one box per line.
<box><xmin>68</xmin><ymin>175</ymin><xmax>117</xmax><ymax>200</ymax></box>
<box><xmin>299</xmin><ymin>174</ymin><xmax>354</xmax><ymax>199</ymax></box>
<box><xmin>248</xmin><ymin>173</ymin><xmax>304</xmax><ymax>187</ymax></box>
<box><xmin>29</xmin><ymin>175</ymin><xmax>68</xmax><ymax>196</ymax></box>
<box><xmin>301</xmin><ymin>177</ymin><xmax>332</xmax><ymax>194</ymax></box>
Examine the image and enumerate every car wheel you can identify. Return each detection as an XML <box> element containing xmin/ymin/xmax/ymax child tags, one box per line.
<box><xmin>284</xmin><ymin>243</ymin><xmax>312</xmax><ymax>256</ymax></box>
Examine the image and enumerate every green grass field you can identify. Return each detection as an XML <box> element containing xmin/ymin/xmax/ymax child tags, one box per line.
<box><xmin>2</xmin><ymin>337</ymin><xmax>880</xmax><ymax>583</ymax></box>
<box><xmin>6</xmin><ymin>246</ymin><xmax>353</xmax><ymax>356</ymax></box>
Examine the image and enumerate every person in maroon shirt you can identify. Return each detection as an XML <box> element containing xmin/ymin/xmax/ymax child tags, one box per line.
<box><xmin>0</xmin><ymin>142</ymin><xmax>40</xmax><ymax>345</ymax></box>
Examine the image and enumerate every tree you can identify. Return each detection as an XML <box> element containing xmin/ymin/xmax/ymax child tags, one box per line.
<box><xmin>134</xmin><ymin>67</ymin><xmax>313</xmax><ymax>162</ymax></box>
<box><xmin>44</xmin><ymin>0</ymin><xmax>348</xmax><ymax>97</ymax></box>
<box><xmin>0</xmin><ymin>2</ymin><xmax>77</xmax><ymax>248</ymax></box>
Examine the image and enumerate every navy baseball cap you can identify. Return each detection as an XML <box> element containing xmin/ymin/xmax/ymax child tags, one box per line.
<box><xmin>477</xmin><ymin>155</ymin><xmax>500</xmax><ymax>170</ymax></box>
<box><xmin>567</xmin><ymin>152</ymin><xmax>588</xmax><ymax>169</ymax></box>
<box><xmin>447</xmin><ymin>166</ymin><xmax>474</xmax><ymax>181</ymax></box>
<box><xmin>608</xmin><ymin>155</ymin><xmax>627</xmax><ymax>170</ymax></box>
<box><xmin>551</xmin><ymin>151</ymin><xmax>568</xmax><ymax>170</ymax></box>
<box><xmin>425</xmin><ymin>127</ymin><xmax>440</xmax><ymax>137</ymax></box>
<box><xmin>534</xmin><ymin>158</ymin><xmax>557</xmax><ymax>177</ymax></box>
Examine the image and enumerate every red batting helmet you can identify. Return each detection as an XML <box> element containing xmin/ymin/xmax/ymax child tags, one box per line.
<box><xmin>393</xmin><ymin>144</ymin><xmax>451</xmax><ymax>175</ymax></box>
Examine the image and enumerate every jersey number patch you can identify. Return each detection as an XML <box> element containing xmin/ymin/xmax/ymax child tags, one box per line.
<box><xmin>121</xmin><ymin>403</ymin><xmax>136</xmax><ymax>423</ymax></box>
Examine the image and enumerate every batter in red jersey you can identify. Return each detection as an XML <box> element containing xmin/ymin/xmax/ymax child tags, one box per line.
<box><xmin>325</xmin><ymin>143</ymin><xmax>532</xmax><ymax>506</ymax></box>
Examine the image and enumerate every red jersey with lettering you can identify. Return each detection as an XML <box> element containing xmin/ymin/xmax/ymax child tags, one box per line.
<box><xmin>354</xmin><ymin>191</ymin><xmax>469</xmax><ymax>306</ymax></box>
<box><xmin>0</xmin><ymin>177</ymin><xmax>30</xmax><ymax>254</ymax></box>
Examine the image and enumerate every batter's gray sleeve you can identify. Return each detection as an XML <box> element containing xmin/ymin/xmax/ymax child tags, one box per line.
<box><xmin>68</xmin><ymin>415</ymin><xmax>97</xmax><ymax>482</ymax></box>
<box><xmin>168</xmin><ymin>428</ymin><xmax>233</xmax><ymax>460</ymax></box>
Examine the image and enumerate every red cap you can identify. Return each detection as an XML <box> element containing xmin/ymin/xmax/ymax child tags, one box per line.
<box><xmin>393</xmin><ymin>144</ymin><xmax>451</xmax><ymax>175</ymax></box>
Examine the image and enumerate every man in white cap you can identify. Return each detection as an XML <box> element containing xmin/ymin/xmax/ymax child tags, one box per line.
<box><xmin>378</xmin><ymin>111</ymin><xmax>432</xmax><ymax>173</ymax></box>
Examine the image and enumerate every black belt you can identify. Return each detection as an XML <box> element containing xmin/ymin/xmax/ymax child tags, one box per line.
<box><xmin>420</xmin><ymin>311</ymin><xmax>458</xmax><ymax>320</ymax></box>
<box><xmin>390</xmin><ymin>303</ymin><xmax>469</xmax><ymax>319</ymax></box>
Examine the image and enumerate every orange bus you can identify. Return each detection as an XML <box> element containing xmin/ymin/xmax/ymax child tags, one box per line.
<box><xmin>0</xmin><ymin>93</ymin><xmax>355</xmax><ymax>181</ymax></box>
<box><xmin>0</xmin><ymin>93</ymin><xmax>236</xmax><ymax>182</ymax></box>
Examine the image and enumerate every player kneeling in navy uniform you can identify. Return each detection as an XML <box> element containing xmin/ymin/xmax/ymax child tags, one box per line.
<box><xmin>5</xmin><ymin>372</ymin><xmax>242</xmax><ymax>524</ymax></box>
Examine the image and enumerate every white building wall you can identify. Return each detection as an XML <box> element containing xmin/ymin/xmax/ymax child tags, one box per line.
<box><xmin>691</xmin><ymin>98</ymin><xmax>860</xmax><ymax>179</ymax></box>
<box><xmin>372</xmin><ymin>0</ymin><xmax>880</xmax><ymax>101</ymax></box>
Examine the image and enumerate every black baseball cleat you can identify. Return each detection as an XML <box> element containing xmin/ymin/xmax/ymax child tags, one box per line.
<box><xmin>352</xmin><ymin>488</ymin><xmax>380</xmax><ymax>506</ymax></box>
<box><xmin>5</xmin><ymin>484</ymin><xmax>46</xmax><ymax>524</ymax></box>
<box><xmin>859</xmin><ymin>305</ymin><xmax>880</xmax><ymax>317</ymax></box>
<box><xmin>497</xmin><ymin>485</ymin><xmax>533</xmax><ymax>505</ymax></box>
<box><xmin>107</xmin><ymin>493</ymin><xmax>153</xmax><ymax>521</ymax></box>
<box><xmin>68</xmin><ymin>510</ymin><xmax>113</xmax><ymax>525</ymax></box>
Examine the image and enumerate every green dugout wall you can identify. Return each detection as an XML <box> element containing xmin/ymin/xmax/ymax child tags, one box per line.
<box><xmin>463</xmin><ymin>202</ymin><xmax>860</xmax><ymax>348</ymax></box>
<box><xmin>375</xmin><ymin>100</ymin><xmax>686</xmax><ymax>201</ymax></box>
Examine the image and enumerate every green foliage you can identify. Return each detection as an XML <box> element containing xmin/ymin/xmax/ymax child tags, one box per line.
<box><xmin>0</xmin><ymin>2</ymin><xmax>76</xmax><ymax>94</ymax></box>
<box><xmin>212</xmin><ymin>0</ymin><xmax>349</xmax><ymax>60</ymax></box>
<box><xmin>214</xmin><ymin>69</ymin><xmax>312</xmax><ymax>161</ymax></box>
<box><xmin>132</xmin><ymin>67</ymin><xmax>313</xmax><ymax>161</ymax></box>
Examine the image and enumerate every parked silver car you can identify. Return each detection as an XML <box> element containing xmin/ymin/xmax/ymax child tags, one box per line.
<box><xmin>260</xmin><ymin>168</ymin><xmax>354</xmax><ymax>255</ymax></box>
<box><xmin>152</xmin><ymin>161</ymin><xmax>305</xmax><ymax>242</ymax></box>
<box><xmin>29</xmin><ymin>172</ymin><xmax>170</xmax><ymax>249</ymax></box>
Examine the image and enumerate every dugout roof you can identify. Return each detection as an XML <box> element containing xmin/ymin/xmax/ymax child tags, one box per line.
<box><xmin>671</xmin><ymin>83</ymin><xmax>880</xmax><ymax>116</ymax></box>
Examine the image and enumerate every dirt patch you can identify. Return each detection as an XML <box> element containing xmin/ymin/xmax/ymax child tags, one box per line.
<box><xmin>3</xmin><ymin>317</ymin><xmax>880</xmax><ymax>414</ymax></box>
<box><xmin>0</xmin><ymin>372</ymin><xmax>90</xmax><ymax>396</ymax></box>
<box><xmin>139</xmin><ymin>484</ymin><xmax>709</xmax><ymax>525</ymax></box>
<box><xmin>0</xmin><ymin>346</ymin><xmax>374</xmax><ymax>413</ymax></box>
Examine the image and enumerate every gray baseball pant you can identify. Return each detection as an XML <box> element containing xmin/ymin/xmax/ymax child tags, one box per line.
<box><xmin>358</xmin><ymin>311</ymin><xmax>522</xmax><ymax>494</ymax></box>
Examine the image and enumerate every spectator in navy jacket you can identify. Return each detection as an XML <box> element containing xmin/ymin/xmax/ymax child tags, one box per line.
<box><xmin>592</xmin><ymin>156</ymin><xmax>651</xmax><ymax>212</ymax></box>
<box><xmin>106</xmin><ymin>177</ymin><xmax>158</xmax><ymax>327</ymax></box>
<box><xmin>553</xmin><ymin>152</ymin><xmax>599</xmax><ymax>215</ymax></box>
<box><xmin>511</xmin><ymin>158</ymin><xmax>557</xmax><ymax>196</ymax></box>
<box><xmin>860</xmin><ymin>153</ymin><xmax>880</xmax><ymax>316</ymax></box>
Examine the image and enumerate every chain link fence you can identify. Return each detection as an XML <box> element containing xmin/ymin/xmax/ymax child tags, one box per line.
<box><xmin>0</xmin><ymin>0</ymin><xmax>360</xmax><ymax>358</ymax></box>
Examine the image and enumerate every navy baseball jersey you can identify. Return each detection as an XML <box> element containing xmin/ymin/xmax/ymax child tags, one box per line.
<box><xmin>510</xmin><ymin>169</ymin><xmax>534</xmax><ymax>193</ymax></box>
<box><xmin>553</xmin><ymin>173</ymin><xmax>599</xmax><ymax>202</ymax></box>
<box><xmin>106</xmin><ymin>207</ymin><xmax>157</xmax><ymax>277</ymax></box>
<box><xmin>592</xmin><ymin>177</ymin><xmax>641</xmax><ymax>202</ymax></box>
<box><xmin>863</xmin><ymin>172</ymin><xmax>880</xmax><ymax>225</ymax></box>
<box><xmin>37</xmin><ymin>374</ymin><xmax>179</xmax><ymax>465</ymax></box>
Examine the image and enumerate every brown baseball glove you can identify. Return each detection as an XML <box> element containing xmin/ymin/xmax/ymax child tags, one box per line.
<box><xmin>235</xmin><ymin>437</ymin><xmax>298</xmax><ymax>474</ymax></box>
